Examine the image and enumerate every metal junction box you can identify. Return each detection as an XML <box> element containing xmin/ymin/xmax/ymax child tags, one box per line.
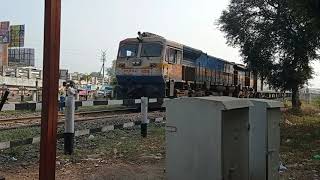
<box><xmin>165</xmin><ymin>97</ymin><xmax>252</xmax><ymax>180</ymax></box>
<box><xmin>249</xmin><ymin>99</ymin><xmax>283</xmax><ymax>180</ymax></box>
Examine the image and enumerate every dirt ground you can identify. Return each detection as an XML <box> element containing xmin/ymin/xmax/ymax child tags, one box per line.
<box><xmin>3</xmin><ymin>160</ymin><xmax>165</xmax><ymax>180</ymax></box>
<box><xmin>0</xmin><ymin>125</ymin><xmax>166</xmax><ymax>180</ymax></box>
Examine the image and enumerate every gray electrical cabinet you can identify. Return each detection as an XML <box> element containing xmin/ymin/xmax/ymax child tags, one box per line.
<box><xmin>165</xmin><ymin>97</ymin><xmax>252</xmax><ymax>180</ymax></box>
<box><xmin>249</xmin><ymin>99</ymin><xmax>283</xmax><ymax>180</ymax></box>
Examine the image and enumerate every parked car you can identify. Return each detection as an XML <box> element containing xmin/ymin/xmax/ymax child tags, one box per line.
<box><xmin>97</xmin><ymin>85</ymin><xmax>113</xmax><ymax>98</ymax></box>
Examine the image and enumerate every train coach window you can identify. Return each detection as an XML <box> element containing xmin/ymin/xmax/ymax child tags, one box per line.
<box><xmin>177</xmin><ymin>51</ymin><xmax>182</xmax><ymax>64</ymax></box>
<box><xmin>166</xmin><ymin>48</ymin><xmax>182</xmax><ymax>64</ymax></box>
<box><xmin>226</xmin><ymin>64</ymin><xmax>232</xmax><ymax>73</ymax></box>
<box><xmin>141</xmin><ymin>42</ymin><xmax>163</xmax><ymax>57</ymax></box>
<box><xmin>118</xmin><ymin>43</ymin><xmax>138</xmax><ymax>58</ymax></box>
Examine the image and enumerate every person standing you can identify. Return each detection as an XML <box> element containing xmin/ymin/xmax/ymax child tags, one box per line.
<box><xmin>64</xmin><ymin>81</ymin><xmax>76</xmax><ymax>155</ymax></box>
<box><xmin>59</xmin><ymin>82</ymin><xmax>66</xmax><ymax>112</ymax></box>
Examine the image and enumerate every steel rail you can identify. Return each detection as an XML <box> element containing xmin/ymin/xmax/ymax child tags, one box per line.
<box><xmin>0</xmin><ymin>111</ymin><xmax>163</xmax><ymax>131</ymax></box>
<box><xmin>0</xmin><ymin>107</ymin><xmax>138</xmax><ymax>124</ymax></box>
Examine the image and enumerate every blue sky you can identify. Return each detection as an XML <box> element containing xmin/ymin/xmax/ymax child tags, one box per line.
<box><xmin>1</xmin><ymin>0</ymin><xmax>319</xmax><ymax>87</ymax></box>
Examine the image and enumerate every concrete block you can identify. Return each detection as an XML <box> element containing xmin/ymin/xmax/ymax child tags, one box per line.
<box><xmin>32</xmin><ymin>137</ymin><xmax>41</xmax><ymax>144</ymax></box>
<box><xmin>82</xmin><ymin>101</ymin><xmax>93</xmax><ymax>107</ymax></box>
<box><xmin>108</xmin><ymin>100</ymin><xmax>123</xmax><ymax>105</ymax></box>
<box><xmin>1</xmin><ymin>104</ymin><xmax>15</xmax><ymax>111</ymax></box>
<box><xmin>135</xmin><ymin>99</ymin><xmax>141</xmax><ymax>104</ymax></box>
<box><xmin>75</xmin><ymin>129</ymin><xmax>90</xmax><ymax>137</ymax></box>
<box><xmin>123</xmin><ymin>122</ymin><xmax>134</xmax><ymax>128</ymax></box>
<box><xmin>36</xmin><ymin>103</ymin><xmax>42</xmax><ymax>111</ymax></box>
<box><xmin>149</xmin><ymin>98</ymin><xmax>157</xmax><ymax>103</ymax></box>
<box><xmin>0</xmin><ymin>141</ymin><xmax>10</xmax><ymax>150</ymax></box>
<box><xmin>101</xmin><ymin>125</ymin><xmax>114</xmax><ymax>132</ymax></box>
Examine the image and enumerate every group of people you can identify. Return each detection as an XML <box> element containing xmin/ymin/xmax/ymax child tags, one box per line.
<box><xmin>59</xmin><ymin>81</ymin><xmax>77</xmax><ymax>112</ymax></box>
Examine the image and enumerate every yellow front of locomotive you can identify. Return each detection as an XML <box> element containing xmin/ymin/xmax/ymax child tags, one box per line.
<box><xmin>115</xmin><ymin>33</ymin><xmax>166</xmax><ymax>99</ymax></box>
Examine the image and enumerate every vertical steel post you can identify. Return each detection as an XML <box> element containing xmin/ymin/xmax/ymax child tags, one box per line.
<box><xmin>169</xmin><ymin>80</ymin><xmax>175</xmax><ymax>98</ymax></box>
<box><xmin>141</xmin><ymin>97</ymin><xmax>149</xmax><ymax>137</ymax></box>
<box><xmin>35</xmin><ymin>80</ymin><xmax>39</xmax><ymax>102</ymax></box>
<box><xmin>64</xmin><ymin>86</ymin><xmax>75</xmax><ymax>155</ymax></box>
<box><xmin>39</xmin><ymin>0</ymin><xmax>61</xmax><ymax>179</ymax></box>
<box><xmin>32</xmin><ymin>91</ymin><xmax>37</xmax><ymax>102</ymax></box>
<box><xmin>306</xmin><ymin>88</ymin><xmax>311</xmax><ymax>104</ymax></box>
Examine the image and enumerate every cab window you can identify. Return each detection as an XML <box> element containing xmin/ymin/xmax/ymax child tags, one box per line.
<box><xmin>118</xmin><ymin>43</ymin><xmax>138</xmax><ymax>58</ymax></box>
<box><xmin>141</xmin><ymin>43</ymin><xmax>163</xmax><ymax>57</ymax></box>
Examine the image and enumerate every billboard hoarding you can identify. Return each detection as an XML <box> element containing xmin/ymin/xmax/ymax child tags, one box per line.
<box><xmin>9</xmin><ymin>25</ymin><xmax>25</xmax><ymax>47</ymax></box>
<box><xmin>0</xmin><ymin>44</ymin><xmax>9</xmax><ymax>66</ymax></box>
<box><xmin>8</xmin><ymin>48</ymin><xmax>35</xmax><ymax>67</ymax></box>
<box><xmin>59</xmin><ymin>69</ymin><xmax>69</xmax><ymax>80</ymax></box>
<box><xmin>0</xmin><ymin>21</ymin><xmax>10</xmax><ymax>44</ymax></box>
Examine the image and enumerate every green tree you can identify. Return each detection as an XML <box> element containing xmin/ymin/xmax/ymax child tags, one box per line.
<box><xmin>80</xmin><ymin>74</ymin><xmax>92</xmax><ymax>83</ymax></box>
<box><xmin>106</xmin><ymin>60</ymin><xmax>117</xmax><ymax>85</ymax></box>
<box><xmin>218</xmin><ymin>0</ymin><xmax>277</xmax><ymax>90</ymax></box>
<box><xmin>313</xmin><ymin>96</ymin><xmax>320</xmax><ymax>109</ymax></box>
<box><xmin>291</xmin><ymin>0</ymin><xmax>320</xmax><ymax>26</ymax></box>
<box><xmin>89</xmin><ymin>72</ymin><xmax>101</xmax><ymax>77</ymax></box>
<box><xmin>219</xmin><ymin>0</ymin><xmax>320</xmax><ymax>109</ymax></box>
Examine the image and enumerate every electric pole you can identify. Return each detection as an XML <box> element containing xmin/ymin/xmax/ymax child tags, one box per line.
<box><xmin>101</xmin><ymin>50</ymin><xmax>107</xmax><ymax>86</ymax></box>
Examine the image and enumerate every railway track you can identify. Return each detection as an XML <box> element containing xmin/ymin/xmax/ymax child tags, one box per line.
<box><xmin>0</xmin><ymin>106</ymin><xmax>165</xmax><ymax>131</ymax></box>
<box><xmin>0</xmin><ymin>107</ymin><xmax>138</xmax><ymax>124</ymax></box>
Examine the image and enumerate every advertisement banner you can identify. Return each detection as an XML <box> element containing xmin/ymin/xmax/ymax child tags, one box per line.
<box><xmin>0</xmin><ymin>21</ymin><xmax>10</xmax><ymax>44</ymax></box>
<box><xmin>8</xmin><ymin>48</ymin><xmax>35</xmax><ymax>66</ymax></box>
<box><xmin>59</xmin><ymin>69</ymin><xmax>69</xmax><ymax>80</ymax></box>
<box><xmin>0</xmin><ymin>44</ymin><xmax>9</xmax><ymax>66</ymax></box>
<box><xmin>9</xmin><ymin>25</ymin><xmax>25</xmax><ymax>47</ymax></box>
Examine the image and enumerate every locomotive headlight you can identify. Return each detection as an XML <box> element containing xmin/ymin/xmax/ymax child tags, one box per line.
<box><xmin>150</xmin><ymin>63</ymin><xmax>157</xmax><ymax>68</ymax></box>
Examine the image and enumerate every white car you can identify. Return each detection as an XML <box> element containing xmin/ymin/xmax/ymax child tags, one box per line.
<box><xmin>97</xmin><ymin>85</ymin><xmax>113</xmax><ymax>97</ymax></box>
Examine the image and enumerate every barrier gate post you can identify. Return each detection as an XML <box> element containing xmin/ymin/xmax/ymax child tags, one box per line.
<box><xmin>64</xmin><ymin>85</ymin><xmax>76</xmax><ymax>155</ymax></box>
<box><xmin>141</xmin><ymin>97</ymin><xmax>149</xmax><ymax>137</ymax></box>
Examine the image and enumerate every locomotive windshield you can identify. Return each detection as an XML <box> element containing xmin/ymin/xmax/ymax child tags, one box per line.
<box><xmin>141</xmin><ymin>42</ymin><xmax>163</xmax><ymax>57</ymax></box>
<box><xmin>118</xmin><ymin>43</ymin><xmax>138</xmax><ymax>58</ymax></box>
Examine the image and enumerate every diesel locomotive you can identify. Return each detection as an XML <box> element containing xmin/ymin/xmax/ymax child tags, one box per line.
<box><xmin>114</xmin><ymin>32</ymin><xmax>258</xmax><ymax>99</ymax></box>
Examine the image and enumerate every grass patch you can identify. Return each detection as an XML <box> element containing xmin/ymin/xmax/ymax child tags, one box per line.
<box><xmin>312</xmin><ymin>97</ymin><xmax>320</xmax><ymax>109</ymax></box>
<box><xmin>0</xmin><ymin>110</ymin><xmax>38</xmax><ymax>117</ymax></box>
<box><xmin>76</xmin><ymin>105</ymin><xmax>124</xmax><ymax>112</ymax></box>
<box><xmin>0</xmin><ymin>124</ymin><xmax>165</xmax><ymax>169</ymax></box>
<box><xmin>0</xmin><ymin>126</ymin><xmax>40</xmax><ymax>142</ymax></box>
<box><xmin>283</xmin><ymin>99</ymin><xmax>292</xmax><ymax>108</ymax></box>
<box><xmin>280</xmin><ymin>103</ymin><xmax>320</xmax><ymax>179</ymax></box>
<box><xmin>59</xmin><ymin>124</ymin><xmax>165</xmax><ymax>163</ymax></box>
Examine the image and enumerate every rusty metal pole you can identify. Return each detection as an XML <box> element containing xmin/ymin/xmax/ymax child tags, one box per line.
<box><xmin>39</xmin><ymin>0</ymin><xmax>61</xmax><ymax>179</ymax></box>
